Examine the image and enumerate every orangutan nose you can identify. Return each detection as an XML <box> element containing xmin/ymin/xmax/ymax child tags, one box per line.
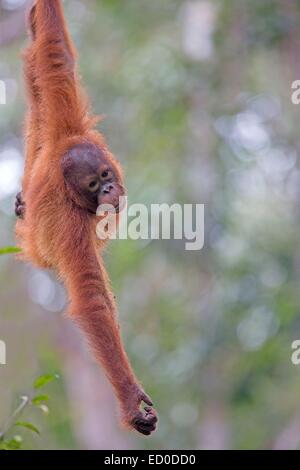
<box><xmin>101</xmin><ymin>183</ymin><xmax>114</xmax><ymax>194</ymax></box>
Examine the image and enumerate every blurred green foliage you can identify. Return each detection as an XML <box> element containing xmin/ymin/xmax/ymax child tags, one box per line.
<box><xmin>1</xmin><ymin>0</ymin><xmax>300</xmax><ymax>450</ymax></box>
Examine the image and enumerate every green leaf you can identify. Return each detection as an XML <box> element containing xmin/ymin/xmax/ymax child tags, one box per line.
<box><xmin>32</xmin><ymin>394</ymin><xmax>49</xmax><ymax>406</ymax></box>
<box><xmin>0</xmin><ymin>247</ymin><xmax>21</xmax><ymax>256</ymax></box>
<box><xmin>15</xmin><ymin>421</ymin><xmax>40</xmax><ymax>435</ymax></box>
<box><xmin>0</xmin><ymin>441</ymin><xmax>12</xmax><ymax>450</ymax></box>
<box><xmin>6</xmin><ymin>435</ymin><xmax>23</xmax><ymax>450</ymax></box>
<box><xmin>34</xmin><ymin>374</ymin><xmax>59</xmax><ymax>390</ymax></box>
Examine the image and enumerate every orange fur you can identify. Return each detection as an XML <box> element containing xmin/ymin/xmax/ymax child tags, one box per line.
<box><xmin>16</xmin><ymin>0</ymin><xmax>157</xmax><ymax>436</ymax></box>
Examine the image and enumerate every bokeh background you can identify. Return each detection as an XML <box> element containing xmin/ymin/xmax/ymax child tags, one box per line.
<box><xmin>1</xmin><ymin>0</ymin><xmax>300</xmax><ymax>450</ymax></box>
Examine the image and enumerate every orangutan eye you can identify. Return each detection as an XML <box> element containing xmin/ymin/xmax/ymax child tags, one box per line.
<box><xmin>88</xmin><ymin>179</ymin><xmax>100</xmax><ymax>192</ymax></box>
<box><xmin>101</xmin><ymin>169</ymin><xmax>112</xmax><ymax>180</ymax></box>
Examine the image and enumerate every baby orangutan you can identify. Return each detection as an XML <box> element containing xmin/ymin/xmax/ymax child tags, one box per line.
<box><xmin>15</xmin><ymin>0</ymin><xmax>157</xmax><ymax>436</ymax></box>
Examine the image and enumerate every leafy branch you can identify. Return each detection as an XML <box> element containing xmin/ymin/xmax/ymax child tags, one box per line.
<box><xmin>0</xmin><ymin>374</ymin><xmax>59</xmax><ymax>450</ymax></box>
